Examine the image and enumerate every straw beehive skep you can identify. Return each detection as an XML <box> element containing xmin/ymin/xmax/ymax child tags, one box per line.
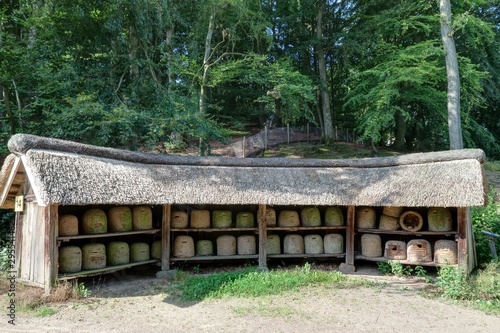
<box><xmin>382</xmin><ymin>207</ymin><xmax>403</xmax><ymax>218</ymax></box>
<box><xmin>58</xmin><ymin>246</ymin><xmax>82</xmax><ymax>273</ymax></box>
<box><xmin>304</xmin><ymin>234</ymin><xmax>323</xmax><ymax>254</ymax></box>
<box><xmin>434</xmin><ymin>240</ymin><xmax>458</xmax><ymax>264</ymax></box>
<box><xmin>108</xmin><ymin>206</ymin><xmax>132</xmax><ymax>232</ymax></box>
<box><xmin>283</xmin><ymin>234</ymin><xmax>304</xmax><ymax>254</ymax></box>
<box><xmin>212</xmin><ymin>210</ymin><xmax>232</xmax><ymax>228</ymax></box>
<box><xmin>107</xmin><ymin>241</ymin><xmax>130</xmax><ymax>266</ymax></box>
<box><xmin>237</xmin><ymin>235</ymin><xmax>256</xmax><ymax>255</ymax></box>
<box><xmin>132</xmin><ymin>206</ymin><xmax>153</xmax><ymax>230</ymax></box>
<box><xmin>82</xmin><ymin>243</ymin><xmax>106</xmax><ymax>270</ymax></box>
<box><xmin>301</xmin><ymin>207</ymin><xmax>321</xmax><ymax>227</ymax></box>
<box><xmin>384</xmin><ymin>240</ymin><xmax>407</xmax><ymax>260</ymax></box>
<box><xmin>82</xmin><ymin>208</ymin><xmax>107</xmax><ymax>234</ymax></box>
<box><xmin>265</xmin><ymin>207</ymin><xmax>277</xmax><ymax>227</ymax></box>
<box><xmin>58</xmin><ymin>214</ymin><xmax>79</xmax><ymax>236</ymax></box>
<box><xmin>130</xmin><ymin>242</ymin><xmax>150</xmax><ymax>262</ymax></box>
<box><xmin>216</xmin><ymin>234</ymin><xmax>236</xmax><ymax>256</ymax></box>
<box><xmin>171</xmin><ymin>211</ymin><xmax>188</xmax><ymax>228</ymax></box>
<box><xmin>173</xmin><ymin>235</ymin><xmax>195</xmax><ymax>258</ymax></box>
<box><xmin>428</xmin><ymin>207</ymin><xmax>453</xmax><ymax>232</ymax></box>
<box><xmin>266</xmin><ymin>234</ymin><xmax>281</xmax><ymax>254</ymax></box>
<box><xmin>196</xmin><ymin>240</ymin><xmax>213</xmax><ymax>256</ymax></box>
<box><xmin>324</xmin><ymin>234</ymin><xmax>343</xmax><ymax>254</ymax></box>
<box><xmin>151</xmin><ymin>240</ymin><xmax>162</xmax><ymax>259</ymax></box>
<box><xmin>190</xmin><ymin>210</ymin><xmax>210</xmax><ymax>228</ymax></box>
<box><xmin>407</xmin><ymin>239</ymin><xmax>432</xmax><ymax>262</ymax></box>
<box><xmin>379</xmin><ymin>214</ymin><xmax>399</xmax><ymax>231</ymax></box>
<box><xmin>324</xmin><ymin>207</ymin><xmax>344</xmax><ymax>226</ymax></box>
<box><xmin>236</xmin><ymin>212</ymin><xmax>255</xmax><ymax>228</ymax></box>
<box><xmin>361</xmin><ymin>234</ymin><xmax>382</xmax><ymax>257</ymax></box>
<box><xmin>356</xmin><ymin>207</ymin><xmax>376</xmax><ymax>229</ymax></box>
<box><xmin>399</xmin><ymin>211</ymin><xmax>423</xmax><ymax>232</ymax></box>
<box><xmin>278</xmin><ymin>210</ymin><xmax>300</xmax><ymax>227</ymax></box>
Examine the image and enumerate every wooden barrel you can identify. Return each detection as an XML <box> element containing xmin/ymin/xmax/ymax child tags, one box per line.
<box><xmin>304</xmin><ymin>234</ymin><xmax>323</xmax><ymax>254</ymax></box>
<box><xmin>59</xmin><ymin>246</ymin><xmax>82</xmax><ymax>274</ymax></box>
<box><xmin>278</xmin><ymin>210</ymin><xmax>300</xmax><ymax>227</ymax></box>
<box><xmin>190</xmin><ymin>210</ymin><xmax>210</xmax><ymax>229</ymax></box>
<box><xmin>130</xmin><ymin>242</ymin><xmax>150</xmax><ymax>262</ymax></box>
<box><xmin>108</xmin><ymin>206</ymin><xmax>132</xmax><ymax>232</ymax></box>
<box><xmin>132</xmin><ymin>206</ymin><xmax>153</xmax><ymax>230</ymax></box>
<box><xmin>324</xmin><ymin>234</ymin><xmax>343</xmax><ymax>254</ymax></box>
<box><xmin>82</xmin><ymin>243</ymin><xmax>106</xmax><ymax>270</ymax></box>
<box><xmin>283</xmin><ymin>234</ymin><xmax>304</xmax><ymax>254</ymax></box>
<box><xmin>324</xmin><ymin>207</ymin><xmax>344</xmax><ymax>227</ymax></box>
<box><xmin>107</xmin><ymin>242</ymin><xmax>130</xmax><ymax>266</ymax></box>
<box><xmin>384</xmin><ymin>240</ymin><xmax>407</xmax><ymax>260</ymax></box>
<box><xmin>82</xmin><ymin>208</ymin><xmax>107</xmax><ymax>234</ymax></box>
<box><xmin>58</xmin><ymin>214</ymin><xmax>79</xmax><ymax>237</ymax></box>
<box><xmin>407</xmin><ymin>239</ymin><xmax>432</xmax><ymax>262</ymax></box>
<box><xmin>356</xmin><ymin>207</ymin><xmax>376</xmax><ymax>229</ymax></box>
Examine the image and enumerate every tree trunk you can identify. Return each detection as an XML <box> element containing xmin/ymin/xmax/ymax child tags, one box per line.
<box><xmin>316</xmin><ymin>1</ymin><xmax>334</xmax><ymax>141</ymax></box>
<box><xmin>129</xmin><ymin>24</ymin><xmax>140</xmax><ymax>80</ymax></box>
<box><xmin>200</xmin><ymin>11</ymin><xmax>215</xmax><ymax>115</ymax></box>
<box><xmin>440</xmin><ymin>0</ymin><xmax>463</xmax><ymax>150</ymax></box>
<box><xmin>2</xmin><ymin>84</ymin><xmax>15</xmax><ymax>134</ymax></box>
<box><xmin>393</xmin><ymin>110</ymin><xmax>406</xmax><ymax>150</ymax></box>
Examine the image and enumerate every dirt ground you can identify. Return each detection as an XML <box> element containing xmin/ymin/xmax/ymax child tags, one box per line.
<box><xmin>2</xmin><ymin>265</ymin><xmax>500</xmax><ymax>333</ymax></box>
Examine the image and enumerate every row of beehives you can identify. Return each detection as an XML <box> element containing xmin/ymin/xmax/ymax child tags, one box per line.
<box><xmin>58</xmin><ymin>240</ymin><xmax>162</xmax><ymax>274</ymax></box>
<box><xmin>58</xmin><ymin>206</ymin><xmax>154</xmax><ymax>237</ymax></box>
<box><xmin>172</xmin><ymin>233</ymin><xmax>344</xmax><ymax>258</ymax></box>
<box><xmin>356</xmin><ymin>206</ymin><xmax>454</xmax><ymax>232</ymax></box>
<box><xmin>360</xmin><ymin>234</ymin><xmax>457</xmax><ymax>264</ymax></box>
<box><xmin>171</xmin><ymin>206</ymin><xmax>345</xmax><ymax>229</ymax></box>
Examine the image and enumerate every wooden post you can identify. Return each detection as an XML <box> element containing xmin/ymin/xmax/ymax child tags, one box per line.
<box><xmin>44</xmin><ymin>205</ymin><xmax>58</xmax><ymax>293</ymax></box>
<box><xmin>257</xmin><ymin>204</ymin><xmax>267</xmax><ymax>270</ymax></box>
<box><xmin>162</xmin><ymin>204</ymin><xmax>171</xmax><ymax>271</ymax></box>
<box><xmin>457</xmin><ymin>207</ymin><xmax>468</xmax><ymax>272</ymax></box>
<box><xmin>346</xmin><ymin>206</ymin><xmax>355</xmax><ymax>266</ymax></box>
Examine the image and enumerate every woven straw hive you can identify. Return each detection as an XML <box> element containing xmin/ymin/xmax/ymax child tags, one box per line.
<box><xmin>151</xmin><ymin>240</ymin><xmax>162</xmax><ymax>259</ymax></box>
<box><xmin>132</xmin><ymin>206</ymin><xmax>153</xmax><ymax>230</ymax></box>
<box><xmin>324</xmin><ymin>207</ymin><xmax>344</xmax><ymax>227</ymax></box>
<box><xmin>58</xmin><ymin>214</ymin><xmax>79</xmax><ymax>237</ymax></box>
<box><xmin>107</xmin><ymin>241</ymin><xmax>130</xmax><ymax>265</ymax></box>
<box><xmin>216</xmin><ymin>234</ymin><xmax>236</xmax><ymax>255</ymax></box>
<box><xmin>399</xmin><ymin>211</ymin><xmax>423</xmax><ymax>232</ymax></box>
<box><xmin>58</xmin><ymin>246</ymin><xmax>82</xmax><ymax>273</ymax></box>
<box><xmin>236</xmin><ymin>212</ymin><xmax>254</xmax><ymax>228</ymax></box>
<box><xmin>130</xmin><ymin>242</ymin><xmax>150</xmax><ymax>262</ymax></box>
<box><xmin>173</xmin><ymin>235</ymin><xmax>195</xmax><ymax>258</ymax></box>
<box><xmin>356</xmin><ymin>207</ymin><xmax>377</xmax><ymax>229</ymax></box>
<box><xmin>301</xmin><ymin>207</ymin><xmax>321</xmax><ymax>227</ymax></box>
<box><xmin>304</xmin><ymin>234</ymin><xmax>323</xmax><ymax>254</ymax></box>
<box><xmin>265</xmin><ymin>207</ymin><xmax>277</xmax><ymax>227</ymax></box>
<box><xmin>324</xmin><ymin>234</ymin><xmax>343</xmax><ymax>254</ymax></box>
<box><xmin>108</xmin><ymin>206</ymin><xmax>132</xmax><ymax>232</ymax></box>
<box><xmin>266</xmin><ymin>234</ymin><xmax>281</xmax><ymax>254</ymax></box>
<box><xmin>283</xmin><ymin>234</ymin><xmax>304</xmax><ymax>254</ymax></box>
<box><xmin>212</xmin><ymin>210</ymin><xmax>232</xmax><ymax>228</ymax></box>
<box><xmin>434</xmin><ymin>240</ymin><xmax>457</xmax><ymax>264</ymax></box>
<box><xmin>278</xmin><ymin>210</ymin><xmax>300</xmax><ymax>227</ymax></box>
<box><xmin>361</xmin><ymin>234</ymin><xmax>382</xmax><ymax>257</ymax></box>
<box><xmin>190</xmin><ymin>209</ymin><xmax>210</xmax><ymax>228</ymax></box>
<box><xmin>82</xmin><ymin>208</ymin><xmax>107</xmax><ymax>234</ymax></box>
<box><xmin>382</xmin><ymin>207</ymin><xmax>404</xmax><ymax>218</ymax></box>
<box><xmin>379</xmin><ymin>214</ymin><xmax>399</xmax><ymax>231</ymax></box>
<box><xmin>237</xmin><ymin>235</ymin><xmax>256</xmax><ymax>255</ymax></box>
<box><xmin>171</xmin><ymin>211</ymin><xmax>188</xmax><ymax>228</ymax></box>
<box><xmin>196</xmin><ymin>240</ymin><xmax>213</xmax><ymax>256</ymax></box>
<box><xmin>428</xmin><ymin>208</ymin><xmax>453</xmax><ymax>232</ymax></box>
<box><xmin>82</xmin><ymin>243</ymin><xmax>106</xmax><ymax>270</ymax></box>
<box><xmin>383</xmin><ymin>240</ymin><xmax>407</xmax><ymax>260</ymax></box>
<box><xmin>407</xmin><ymin>239</ymin><xmax>432</xmax><ymax>262</ymax></box>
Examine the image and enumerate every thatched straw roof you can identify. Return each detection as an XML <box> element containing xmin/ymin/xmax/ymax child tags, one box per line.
<box><xmin>0</xmin><ymin>134</ymin><xmax>488</xmax><ymax>208</ymax></box>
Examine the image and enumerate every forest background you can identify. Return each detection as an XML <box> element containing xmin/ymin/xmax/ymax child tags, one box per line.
<box><xmin>0</xmin><ymin>0</ymin><xmax>499</xmax><ymax>157</ymax></box>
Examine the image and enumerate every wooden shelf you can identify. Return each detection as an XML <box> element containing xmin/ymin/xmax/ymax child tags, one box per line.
<box><xmin>170</xmin><ymin>254</ymin><xmax>259</xmax><ymax>261</ymax></box>
<box><xmin>170</xmin><ymin>228</ymin><xmax>258</xmax><ymax>232</ymax></box>
<box><xmin>267</xmin><ymin>226</ymin><xmax>346</xmax><ymax>231</ymax></box>
<box><xmin>355</xmin><ymin>255</ymin><xmax>457</xmax><ymax>267</ymax></box>
<box><xmin>356</xmin><ymin>229</ymin><xmax>458</xmax><ymax>236</ymax></box>
<box><xmin>57</xmin><ymin>229</ymin><xmax>161</xmax><ymax>242</ymax></box>
<box><xmin>57</xmin><ymin>259</ymin><xmax>159</xmax><ymax>280</ymax></box>
<box><xmin>268</xmin><ymin>253</ymin><xmax>345</xmax><ymax>259</ymax></box>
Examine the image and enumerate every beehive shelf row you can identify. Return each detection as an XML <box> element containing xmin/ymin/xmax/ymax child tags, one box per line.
<box><xmin>58</xmin><ymin>206</ymin><xmax>155</xmax><ymax>237</ymax></box>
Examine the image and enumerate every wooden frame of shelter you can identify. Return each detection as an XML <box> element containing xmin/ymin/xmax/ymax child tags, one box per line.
<box><xmin>0</xmin><ymin>134</ymin><xmax>488</xmax><ymax>292</ymax></box>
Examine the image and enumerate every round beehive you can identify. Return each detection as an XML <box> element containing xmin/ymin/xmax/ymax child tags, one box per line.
<box><xmin>379</xmin><ymin>214</ymin><xmax>399</xmax><ymax>231</ymax></box>
<box><xmin>132</xmin><ymin>206</ymin><xmax>153</xmax><ymax>230</ymax></box>
<box><xmin>173</xmin><ymin>235</ymin><xmax>195</xmax><ymax>258</ymax></box>
<box><xmin>283</xmin><ymin>234</ymin><xmax>304</xmax><ymax>254</ymax></box>
<box><xmin>407</xmin><ymin>239</ymin><xmax>432</xmax><ymax>262</ymax></box>
<box><xmin>58</xmin><ymin>214</ymin><xmax>79</xmax><ymax>237</ymax></box>
<box><xmin>383</xmin><ymin>240</ymin><xmax>407</xmax><ymax>260</ymax></box>
<box><xmin>237</xmin><ymin>235</ymin><xmax>256</xmax><ymax>255</ymax></box>
<box><xmin>130</xmin><ymin>242</ymin><xmax>150</xmax><ymax>262</ymax></box>
<box><xmin>266</xmin><ymin>234</ymin><xmax>281</xmax><ymax>254</ymax></box>
<box><xmin>265</xmin><ymin>207</ymin><xmax>277</xmax><ymax>227</ymax></box>
<box><xmin>151</xmin><ymin>240</ymin><xmax>162</xmax><ymax>259</ymax></box>
<box><xmin>171</xmin><ymin>211</ymin><xmax>188</xmax><ymax>228</ymax></box>
<box><xmin>108</xmin><ymin>206</ymin><xmax>132</xmax><ymax>232</ymax></box>
<box><xmin>212</xmin><ymin>211</ymin><xmax>232</xmax><ymax>228</ymax></box>
<box><xmin>324</xmin><ymin>207</ymin><xmax>344</xmax><ymax>227</ymax></box>
<box><xmin>428</xmin><ymin>208</ymin><xmax>453</xmax><ymax>232</ymax></box>
<box><xmin>304</xmin><ymin>234</ymin><xmax>323</xmax><ymax>254</ymax></box>
<box><xmin>196</xmin><ymin>240</ymin><xmax>214</xmax><ymax>256</ymax></box>
<box><xmin>356</xmin><ymin>207</ymin><xmax>377</xmax><ymax>229</ymax></box>
<box><xmin>190</xmin><ymin>210</ymin><xmax>210</xmax><ymax>229</ymax></box>
<box><xmin>82</xmin><ymin>208</ymin><xmax>107</xmax><ymax>234</ymax></box>
<box><xmin>399</xmin><ymin>211</ymin><xmax>423</xmax><ymax>232</ymax></box>
<box><xmin>82</xmin><ymin>243</ymin><xmax>106</xmax><ymax>270</ymax></box>
<box><xmin>278</xmin><ymin>210</ymin><xmax>300</xmax><ymax>227</ymax></box>
<box><xmin>361</xmin><ymin>234</ymin><xmax>382</xmax><ymax>257</ymax></box>
<box><xmin>383</xmin><ymin>206</ymin><xmax>404</xmax><ymax>218</ymax></box>
<box><xmin>434</xmin><ymin>240</ymin><xmax>458</xmax><ymax>264</ymax></box>
<box><xmin>324</xmin><ymin>234</ymin><xmax>343</xmax><ymax>254</ymax></box>
<box><xmin>59</xmin><ymin>246</ymin><xmax>82</xmax><ymax>274</ymax></box>
<box><xmin>236</xmin><ymin>212</ymin><xmax>254</xmax><ymax>228</ymax></box>
<box><xmin>216</xmin><ymin>234</ymin><xmax>237</xmax><ymax>256</ymax></box>
<box><xmin>301</xmin><ymin>207</ymin><xmax>321</xmax><ymax>227</ymax></box>
<box><xmin>107</xmin><ymin>242</ymin><xmax>130</xmax><ymax>266</ymax></box>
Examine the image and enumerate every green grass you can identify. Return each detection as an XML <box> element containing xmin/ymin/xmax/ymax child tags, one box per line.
<box><xmin>484</xmin><ymin>161</ymin><xmax>500</xmax><ymax>172</ymax></box>
<box><xmin>35</xmin><ymin>306</ymin><xmax>56</xmax><ymax>317</ymax></box>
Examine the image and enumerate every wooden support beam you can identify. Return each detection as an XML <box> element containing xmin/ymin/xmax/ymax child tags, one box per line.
<box><xmin>162</xmin><ymin>204</ymin><xmax>171</xmax><ymax>271</ymax></box>
<box><xmin>346</xmin><ymin>206</ymin><xmax>355</xmax><ymax>266</ymax></box>
<box><xmin>257</xmin><ymin>204</ymin><xmax>267</xmax><ymax>269</ymax></box>
<box><xmin>457</xmin><ymin>207</ymin><xmax>468</xmax><ymax>271</ymax></box>
<box><xmin>45</xmin><ymin>205</ymin><xmax>58</xmax><ymax>293</ymax></box>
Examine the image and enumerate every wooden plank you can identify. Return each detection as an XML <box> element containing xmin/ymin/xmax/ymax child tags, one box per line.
<box><xmin>257</xmin><ymin>204</ymin><xmax>267</xmax><ymax>269</ymax></box>
<box><xmin>14</xmin><ymin>212</ymin><xmax>24</xmax><ymax>277</ymax></box>
<box><xmin>170</xmin><ymin>255</ymin><xmax>259</xmax><ymax>262</ymax></box>
<box><xmin>170</xmin><ymin>228</ymin><xmax>258</xmax><ymax>233</ymax></box>
<box><xmin>346</xmin><ymin>206</ymin><xmax>355</xmax><ymax>265</ymax></box>
<box><xmin>457</xmin><ymin>207</ymin><xmax>467</xmax><ymax>271</ymax></box>
<box><xmin>57</xmin><ymin>229</ymin><xmax>161</xmax><ymax>241</ymax></box>
<box><xmin>58</xmin><ymin>259</ymin><xmax>159</xmax><ymax>280</ymax></box>
<box><xmin>268</xmin><ymin>253</ymin><xmax>345</xmax><ymax>259</ymax></box>
<box><xmin>267</xmin><ymin>226</ymin><xmax>346</xmax><ymax>231</ymax></box>
<box><xmin>44</xmin><ymin>205</ymin><xmax>58</xmax><ymax>293</ymax></box>
<box><xmin>162</xmin><ymin>204</ymin><xmax>171</xmax><ymax>271</ymax></box>
<box><xmin>355</xmin><ymin>254</ymin><xmax>457</xmax><ymax>268</ymax></box>
<box><xmin>355</xmin><ymin>229</ymin><xmax>458</xmax><ymax>236</ymax></box>
<box><xmin>0</xmin><ymin>157</ymin><xmax>21</xmax><ymax>207</ymax></box>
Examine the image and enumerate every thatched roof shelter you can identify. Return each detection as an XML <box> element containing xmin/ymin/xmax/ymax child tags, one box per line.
<box><xmin>0</xmin><ymin>134</ymin><xmax>488</xmax><ymax>209</ymax></box>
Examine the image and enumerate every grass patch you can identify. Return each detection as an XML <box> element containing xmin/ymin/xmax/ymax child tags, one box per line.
<box><xmin>35</xmin><ymin>306</ymin><xmax>56</xmax><ymax>317</ymax></box>
<box><xmin>169</xmin><ymin>263</ymin><xmax>376</xmax><ymax>302</ymax></box>
<box><xmin>484</xmin><ymin>161</ymin><xmax>500</xmax><ymax>172</ymax></box>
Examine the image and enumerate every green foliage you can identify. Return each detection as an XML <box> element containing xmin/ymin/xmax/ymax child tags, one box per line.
<box><xmin>35</xmin><ymin>306</ymin><xmax>56</xmax><ymax>317</ymax></box>
<box><xmin>471</xmin><ymin>187</ymin><xmax>500</xmax><ymax>264</ymax></box>
<box><xmin>436</xmin><ymin>266</ymin><xmax>471</xmax><ymax>299</ymax></box>
<box><xmin>77</xmin><ymin>282</ymin><xmax>91</xmax><ymax>298</ymax></box>
<box><xmin>377</xmin><ymin>261</ymin><xmax>414</xmax><ymax>277</ymax></box>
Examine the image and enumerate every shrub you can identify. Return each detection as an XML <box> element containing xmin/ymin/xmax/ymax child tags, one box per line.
<box><xmin>472</xmin><ymin>187</ymin><xmax>500</xmax><ymax>264</ymax></box>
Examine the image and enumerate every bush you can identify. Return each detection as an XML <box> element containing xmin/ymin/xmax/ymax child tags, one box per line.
<box><xmin>472</xmin><ymin>187</ymin><xmax>500</xmax><ymax>264</ymax></box>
